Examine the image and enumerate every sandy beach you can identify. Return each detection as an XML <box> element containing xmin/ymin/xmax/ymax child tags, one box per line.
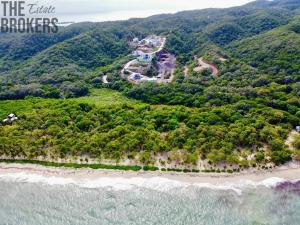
<box><xmin>0</xmin><ymin>162</ymin><xmax>300</xmax><ymax>186</ymax></box>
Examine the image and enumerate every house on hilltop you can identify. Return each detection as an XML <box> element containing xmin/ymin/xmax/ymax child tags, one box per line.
<box><xmin>143</xmin><ymin>35</ymin><xmax>162</xmax><ymax>47</ymax></box>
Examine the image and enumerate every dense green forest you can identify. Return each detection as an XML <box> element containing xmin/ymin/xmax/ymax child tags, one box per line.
<box><xmin>1</xmin><ymin>89</ymin><xmax>298</xmax><ymax>168</ymax></box>
<box><xmin>0</xmin><ymin>0</ymin><xmax>300</xmax><ymax>170</ymax></box>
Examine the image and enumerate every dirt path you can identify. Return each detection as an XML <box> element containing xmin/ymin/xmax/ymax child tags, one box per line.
<box><xmin>121</xmin><ymin>37</ymin><xmax>167</xmax><ymax>82</ymax></box>
<box><xmin>286</xmin><ymin>130</ymin><xmax>298</xmax><ymax>150</ymax></box>
<box><xmin>121</xmin><ymin>59</ymin><xmax>137</xmax><ymax>79</ymax></box>
<box><xmin>196</xmin><ymin>57</ymin><xmax>218</xmax><ymax>77</ymax></box>
<box><xmin>198</xmin><ymin>58</ymin><xmax>219</xmax><ymax>76</ymax></box>
<box><xmin>123</xmin><ymin>59</ymin><xmax>137</xmax><ymax>73</ymax></box>
<box><xmin>184</xmin><ymin>66</ymin><xmax>189</xmax><ymax>78</ymax></box>
<box><xmin>153</xmin><ymin>37</ymin><xmax>166</xmax><ymax>54</ymax></box>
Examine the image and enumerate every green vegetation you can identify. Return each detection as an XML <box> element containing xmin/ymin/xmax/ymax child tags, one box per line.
<box><xmin>293</xmin><ymin>134</ymin><xmax>300</xmax><ymax>160</ymax></box>
<box><xmin>0</xmin><ymin>159</ymin><xmax>142</xmax><ymax>171</ymax></box>
<box><xmin>143</xmin><ymin>166</ymin><xmax>160</xmax><ymax>171</ymax></box>
<box><xmin>227</xmin><ymin>16</ymin><xmax>300</xmax><ymax>75</ymax></box>
<box><xmin>0</xmin><ymin>27</ymin><xmax>132</xmax><ymax>99</ymax></box>
<box><xmin>0</xmin><ymin>89</ymin><xmax>298</xmax><ymax>168</ymax></box>
<box><xmin>74</xmin><ymin>89</ymin><xmax>141</xmax><ymax>107</ymax></box>
<box><xmin>1</xmin><ymin>0</ymin><xmax>299</xmax><ymax>100</ymax></box>
<box><xmin>1</xmin><ymin>0</ymin><xmax>300</xmax><ymax>170</ymax></box>
<box><xmin>293</xmin><ymin>134</ymin><xmax>300</xmax><ymax>150</ymax></box>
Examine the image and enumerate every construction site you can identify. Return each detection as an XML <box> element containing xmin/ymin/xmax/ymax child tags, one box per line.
<box><xmin>122</xmin><ymin>35</ymin><xmax>176</xmax><ymax>84</ymax></box>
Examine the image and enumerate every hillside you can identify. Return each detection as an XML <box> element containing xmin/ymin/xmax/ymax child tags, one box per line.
<box><xmin>227</xmin><ymin>16</ymin><xmax>300</xmax><ymax>75</ymax></box>
<box><xmin>0</xmin><ymin>28</ymin><xmax>132</xmax><ymax>99</ymax></box>
<box><xmin>1</xmin><ymin>0</ymin><xmax>300</xmax><ymax>99</ymax></box>
<box><xmin>0</xmin><ymin>0</ymin><xmax>300</xmax><ymax>170</ymax></box>
<box><xmin>0</xmin><ymin>23</ymin><xmax>96</xmax><ymax>72</ymax></box>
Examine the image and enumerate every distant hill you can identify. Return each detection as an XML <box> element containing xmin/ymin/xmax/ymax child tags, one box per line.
<box><xmin>0</xmin><ymin>0</ymin><xmax>299</xmax><ymax>99</ymax></box>
<box><xmin>227</xmin><ymin>16</ymin><xmax>300</xmax><ymax>75</ymax></box>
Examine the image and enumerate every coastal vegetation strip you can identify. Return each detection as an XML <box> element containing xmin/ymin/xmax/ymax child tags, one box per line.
<box><xmin>0</xmin><ymin>160</ymin><xmax>240</xmax><ymax>174</ymax></box>
<box><xmin>0</xmin><ymin>159</ymin><xmax>143</xmax><ymax>171</ymax></box>
<box><xmin>0</xmin><ymin>88</ymin><xmax>299</xmax><ymax>170</ymax></box>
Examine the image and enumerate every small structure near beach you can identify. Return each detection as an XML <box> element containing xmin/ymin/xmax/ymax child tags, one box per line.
<box><xmin>296</xmin><ymin>126</ymin><xmax>300</xmax><ymax>133</ymax></box>
<box><xmin>2</xmin><ymin>113</ymin><xmax>18</xmax><ymax>124</ymax></box>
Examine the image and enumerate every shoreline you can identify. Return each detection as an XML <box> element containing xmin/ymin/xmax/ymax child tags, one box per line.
<box><xmin>0</xmin><ymin>161</ymin><xmax>300</xmax><ymax>186</ymax></box>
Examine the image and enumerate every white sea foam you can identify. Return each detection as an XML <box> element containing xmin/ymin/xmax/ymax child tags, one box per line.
<box><xmin>80</xmin><ymin>177</ymin><xmax>188</xmax><ymax>191</ymax></box>
<box><xmin>259</xmin><ymin>177</ymin><xmax>287</xmax><ymax>187</ymax></box>
<box><xmin>0</xmin><ymin>173</ymin><xmax>188</xmax><ymax>191</ymax></box>
<box><xmin>221</xmin><ymin>177</ymin><xmax>287</xmax><ymax>189</ymax></box>
<box><xmin>0</xmin><ymin>172</ymin><xmax>76</xmax><ymax>186</ymax></box>
<box><xmin>0</xmin><ymin>171</ymin><xmax>292</xmax><ymax>194</ymax></box>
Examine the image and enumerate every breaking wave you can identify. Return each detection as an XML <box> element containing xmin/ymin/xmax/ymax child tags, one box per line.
<box><xmin>0</xmin><ymin>172</ymin><xmax>296</xmax><ymax>194</ymax></box>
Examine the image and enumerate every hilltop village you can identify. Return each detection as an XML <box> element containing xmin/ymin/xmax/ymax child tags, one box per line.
<box><xmin>121</xmin><ymin>35</ymin><xmax>176</xmax><ymax>83</ymax></box>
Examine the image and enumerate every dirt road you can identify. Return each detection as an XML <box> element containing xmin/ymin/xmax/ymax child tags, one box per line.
<box><xmin>194</xmin><ymin>57</ymin><xmax>219</xmax><ymax>77</ymax></box>
<box><xmin>121</xmin><ymin>37</ymin><xmax>167</xmax><ymax>82</ymax></box>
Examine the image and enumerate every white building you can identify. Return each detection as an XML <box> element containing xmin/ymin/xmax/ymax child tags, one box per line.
<box><xmin>132</xmin><ymin>38</ymin><xmax>139</xmax><ymax>43</ymax></box>
<box><xmin>143</xmin><ymin>35</ymin><xmax>162</xmax><ymax>46</ymax></box>
<box><xmin>2</xmin><ymin>113</ymin><xmax>18</xmax><ymax>123</ymax></box>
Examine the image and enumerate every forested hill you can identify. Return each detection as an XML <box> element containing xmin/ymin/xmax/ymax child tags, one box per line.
<box><xmin>0</xmin><ymin>0</ymin><xmax>299</xmax><ymax>99</ymax></box>
<box><xmin>0</xmin><ymin>0</ymin><xmax>300</xmax><ymax>169</ymax></box>
<box><xmin>227</xmin><ymin>15</ymin><xmax>300</xmax><ymax>75</ymax></box>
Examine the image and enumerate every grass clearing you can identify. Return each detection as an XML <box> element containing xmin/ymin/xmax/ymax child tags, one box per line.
<box><xmin>73</xmin><ymin>89</ymin><xmax>140</xmax><ymax>107</ymax></box>
<box><xmin>0</xmin><ymin>89</ymin><xmax>141</xmax><ymax>120</ymax></box>
<box><xmin>0</xmin><ymin>99</ymin><xmax>36</xmax><ymax>119</ymax></box>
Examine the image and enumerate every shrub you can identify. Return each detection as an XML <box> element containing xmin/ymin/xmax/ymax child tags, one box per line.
<box><xmin>143</xmin><ymin>165</ymin><xmax>159</xmax><ymax>171</ymax></box>
<box><xmin>292</xmin><ymin>135</ymin><xmax>300</xmax><ymax>150</ymax></box>
<box><xmin>271</xmin><ymin>150</ymin><xmax>292</xmax><ymax>165</ymax></box>
<box><xmin>255</xmin><ymin>152</ymin><xmax>265</xmax><ymax>162</ymax></box>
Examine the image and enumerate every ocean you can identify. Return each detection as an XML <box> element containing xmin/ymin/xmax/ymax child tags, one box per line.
<box><xmin>0</xmin><ymin>174</ymin><xmax>300</xmax><ymax>225</ymax></box>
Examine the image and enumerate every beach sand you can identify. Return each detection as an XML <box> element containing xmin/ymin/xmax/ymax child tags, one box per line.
<box><xmin>0</xmin><ymin>162</ymin><xmax>300</xmax><ymax>186</ymax></box>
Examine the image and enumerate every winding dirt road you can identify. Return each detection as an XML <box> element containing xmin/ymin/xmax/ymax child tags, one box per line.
<box><xmin>194</xmin><ymin>57</ymin><xmax>219</xmax><ymax>77</ymax></box>
<box><xmin>121</xmin><ymin>37</ymin><xmax>169</xmax><ymax>83</ymax></box>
